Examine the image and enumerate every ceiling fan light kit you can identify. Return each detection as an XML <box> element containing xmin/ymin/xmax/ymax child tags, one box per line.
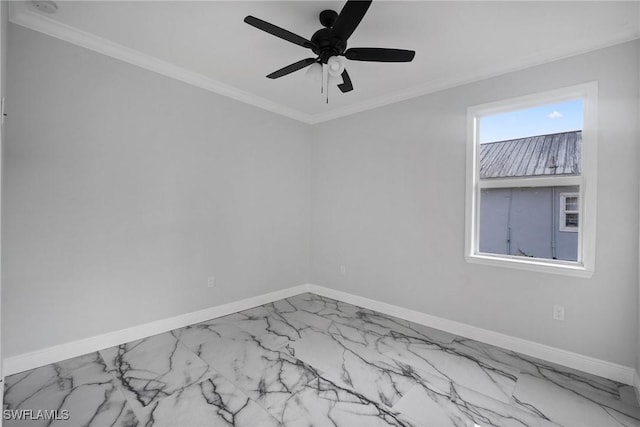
<box><xmin>305</xmin><ymin>62</ymin><xmax>323</xmax><ymax>83</ymax></box>
<box><xmin>244</xmin><ymin>0</ymin><xmax>415</xmax><ymax>103</ymax></box>
<box><xmin>327</xmin><ymin>56</ymin><xmax>345</xmax><ymax>77</ymax></box>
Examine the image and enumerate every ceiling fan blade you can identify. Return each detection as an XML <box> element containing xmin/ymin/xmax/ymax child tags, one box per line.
<box><xmin>244</xmin><ymin>16</ymin><xmax>315</xmax><ymax>49</ymax></box>
<box><xmin>345</xmin><ymin>48</ymin><xmax>415</xmax><ymax>62</ymax></box>
<box><xmin>330</xmin><ymin>0</ymin><xmax>372</xmax><ymax>42</ymax></box>
<box><xmin>337</xmin><ymin>69</ymin><xmax>353</xmax><ymax>93</ymax></box>
<box><xmin>266</xmin><ymin>58</ymin><xmax>317</xmax><ymax>79</ymax></box>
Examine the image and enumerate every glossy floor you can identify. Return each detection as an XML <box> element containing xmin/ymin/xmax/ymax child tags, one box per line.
<box><xmin>4</xmin><ymin>293</ymin><xmax>640</xmax><ymax>426</ymax></box>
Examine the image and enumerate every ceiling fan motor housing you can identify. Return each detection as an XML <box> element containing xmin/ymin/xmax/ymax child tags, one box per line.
<box><xmin>311</xmin><ymin>10</ymin><xmax>347</xmax><ymax>63</ymax></box>
<box><xmin>319</xmin><ymin>9</ymin><xmax>338</xmax><ymax>27</ymax></box>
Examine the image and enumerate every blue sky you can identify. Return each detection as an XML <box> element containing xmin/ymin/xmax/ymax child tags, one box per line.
<box><xmin>479</xmin><ymin>99</ymin><xmax>584</xmax><ymax>144</ymax></box>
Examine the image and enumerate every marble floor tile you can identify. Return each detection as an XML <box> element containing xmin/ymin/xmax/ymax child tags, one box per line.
<box><xmin>4</xmin><ymin>292</ymin><xmax>637</xmax><ymax>427</ymax></box>
<box><xmin>4</xmin><ymin>353</ymin><xmax>139</xmax><ymax>427</ymax></box>
<box><xmin>182</xmin><ymin>322</ymin><xmax>318</xmax><ymax>417</ymax></box>
<box><xmin>447</xmin><ymin>337</ymin><xmax>631</xmax><ymax>406</ymax></box>
<box><xmin>393</xmin><ymin>378</ymin><xmax>561</xmax><ymax>427</ymax></box>
<box><xmin>135</xmin><ymin>372</ymin><xmax>281</xmax><ymax>427</ymax></box>
<box><xmin>218</xmin><ymin>304</ymin><xmax>302</xmax><ymax>348</ymax></box>
<box><xmin>287</xmin><ymin>293</ymin><xmax>457</xmax><ymax>345</ymax></box>
<box><xmin>278</xmin><ymin>375</ymin><xmax>421</xmax><ymax>427</ymax></box>
<box><xmin>281</xmin><ymin>293</ymin><xmax>361</xmax><ymax>317</ymax></box>
<box><xmin>512</xmin><ymin>374</ymin><xmax>640</xmax><ymax>427</ymax></box>
<box><xmin>374</xmin><ymin>331</ymin><xmax>519</xmax><ymax>404</ymax></box>
<box><xmin>290</xmin><ymin>327</ymin><xmax>418</xmax><ymax>408</ymax></box>
<box><xmin>240</xmin><ymin>300</ymin><xmax>335</xmax><ymax>345</ymax></box>
<box><xmin>99</xmin><ymin>331</ymin><xmax>211</xmax><ymax>413</ymax></box>
<box><xmin>4</xmin><ymin>352</ymin><xmax>113</xmax><ymax>411</ymax></box>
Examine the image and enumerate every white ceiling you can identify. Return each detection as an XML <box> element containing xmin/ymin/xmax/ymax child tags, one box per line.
<box><xmin>9</xmin><ymin>1</ymin><xmax>640</xmax><ymax>123</ymax></box>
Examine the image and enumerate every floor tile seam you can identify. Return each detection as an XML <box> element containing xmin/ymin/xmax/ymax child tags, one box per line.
<box><xmin>390</xmin><ymin>381</ymin><xmax>469</xmax><ymax>425</ymax></box>
<box><xmin>376</xmin><ymin>339</ymin><xmax>522</xmax><ymax>390</ymax></box>
<box><xmin>15</xmin><ymin>351</ymin><xmax>128</xmax><ymax>408</ymax></box>
<box><xmin>4</xmin><ymin>385</ymin><xmax>143</xmax><ymax>427</ymax></box>
<box><xmin>308</xmin><ymin>293</ymin><xmax>628</xmax><ymax>394</ymax></box>
<box><xmin>99</xmin><ymin>346</ymin><xmax>219</xmax><ymax>421</ymax></box>
<box><xmin>3</xmin><ymin>381</ymin><xmax>90</xmax><ymax>411</ymax></box>
<box><xmin>512</xmin><ymin>374</ymin><xmax>640</xmax><ymax>422</ymax></box>
<box><xmin>293</xmin><ymin>347</ymin><xmax>400</xmax><ymax>402</ymax></box>
<box><xmin>98</xmin><ymin>364</ymin><xmax>149</xmax><ymax>422</ymax></box>
<box><xmin>187</xmin><ymin>355</ymin><xmax>296</xmax><ymax>423</ymax></box>
<box><xmin>298</xmin><ymin>367</ymin><xmax>424</xmax><ymax>427</ymax></box>
<box><xmin>409</xmin><ymin>377</ymin><xmax>563</xmax><ymax>427</ymax></box>
<box><xmin>4</xmin><ymin>375</ymin><xmax>135</xmax><ymax>422</ymax></box>
<box><xmin>501</xmin><ymin>346</ymin><xmax>629</xmax><ymax>391</ymax></box>
<box><xmin>382</xmin><ymin>347</ymin><xmax>525</xmax><ymax>410</ymax></box>
<box><xmin>4</xmin><ymin>352</ymin><xmax>106</xmax><ymax>393</ymax></box>
<box><xmin>412</xmin><ymin>339</ymin><xmax>523</xmax><ymax>376</ymax></box>
<box><xmin>294</xmin><ymin>346</ymin><xmax>427</xmax><ymax>416</ymax></box>
<box><xmin>116</xmin><ymin>371</ymin><xmax>225</xmax><ymax>424</ymax></box>
<box><xmin>223</xmin><ymin>309</ymin><xmax>341</xmax><ymax>349</ymax></box>
<box><xmin>201</xmin><ymin>372</ymin><xmax>285</xmax><ymax>426</ymax></box>
<box><xmin>515</xmin><ymin>369</ymin><xmax>633</xmax><ymax>408</ymax></box>
<box><xmin>289</xmin><ymin>315</ymin><xmax>522</xmax><ymax>406</ymax></box>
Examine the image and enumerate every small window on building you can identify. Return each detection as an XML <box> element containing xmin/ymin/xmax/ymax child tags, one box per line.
<box><xmin>560</xmin><ymin>193</ymin><xmax>579</xmax><ymax>232</ymax></box>
<box><xmin>465</xmin><ymin>83</ymin><xmax>597</xmax><ymax>277</ymax></box>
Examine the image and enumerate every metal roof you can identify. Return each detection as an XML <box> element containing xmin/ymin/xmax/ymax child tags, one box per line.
<box><xmin>479</xmin><ymin>130</ymin><xmax>581</xmax><ymax>179</ymax></box>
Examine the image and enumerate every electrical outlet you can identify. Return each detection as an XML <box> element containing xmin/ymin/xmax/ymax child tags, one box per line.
<box><xmin>553</xmin><ymin>305</ymin><xmax>565</xmax><ymax>321</ymax></box>
<box><xmin>207</xmin><ymin>276</ymin><xmax>215</xmax><ymax>288</ymax></box>
<box><xmin>1</xmin><ymin>98</ymin><xmax>5</xmax><ymax>129</ymax></box>
<box><xmin>339</xmin><ymin>265</ymin><xmax>347</xmax><ymax>276</ymax></box>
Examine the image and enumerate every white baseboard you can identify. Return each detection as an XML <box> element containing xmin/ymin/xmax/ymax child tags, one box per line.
<box><xmin>306</xmin><ymin>284</ymin><xmax>637</xmax><ymax>386</ymax></box>
<box><xmin>4</xmin><ymin>282</ymin><xmax>636</xmax><ymax>388</ymax></box>
<box><xmin>634</xmin><ymin>370</ymin><xmax>640</xmax><ymax>406</ymax></box>
<box><xmin>2</xmin><ymin>285</ymin><xmax>308</xmax><ymax>377</ymax></box>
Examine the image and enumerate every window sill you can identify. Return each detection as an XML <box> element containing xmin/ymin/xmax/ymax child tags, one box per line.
<box><xmin>465</xmin><ymin>253</ymin><xmax>594</xmax><ymax>278</ymax></box>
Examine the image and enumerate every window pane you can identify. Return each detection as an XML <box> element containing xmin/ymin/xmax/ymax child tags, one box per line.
<box><xmin>565</xmin><ymin>197</ymin><xmax>578</xmax><ymax>211</ymax></box>
<box><xmin>479</xmin><ymin>99</ymin><xmax>583</xmax><ymax>179</ymax></box>
<box><xmin>479</xmin><ymin>186</ymin><xmax>579</xmax><ymax>261</ymax></box>
<box><xmin>565</xmin><ymin>213</ymin><xmax>579</xmax><ymax>227</ymax></box>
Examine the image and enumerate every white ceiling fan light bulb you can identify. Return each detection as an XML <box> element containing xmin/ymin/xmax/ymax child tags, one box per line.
<box><xmin>305</xmin><ymin>63</ymin><xmax>322</xmax><ymax>83</ymax></box>
<box><xmin>327</xmin><ymin>56</ymin><xmax>344</xmax><ymax>78</ymax></box>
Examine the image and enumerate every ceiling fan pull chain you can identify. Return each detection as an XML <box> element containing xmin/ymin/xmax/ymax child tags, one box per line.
<box><xmin>322</xmin><ymin>63</ymin><xmax>329</xmax><ymax>104</ymax></box>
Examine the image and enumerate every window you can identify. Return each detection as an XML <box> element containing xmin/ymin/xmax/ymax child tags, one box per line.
<box><xmin>465</xmin><ymin>83</ymin><xmax>597</xmax><ymax>277</ymax></box>
<box><xmin>559</xmin><ymin>192</ymin><xmax>579</xmax><ymax>232</ymax></box>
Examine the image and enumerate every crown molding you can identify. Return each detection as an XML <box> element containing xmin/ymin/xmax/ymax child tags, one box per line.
<box><xmin>309</xmin><ymin>33</ymin><xmax>640</xmax><ymax>124</ymax></box>
<box><xmin>8</xmin><ymin>2</ymin><xmax>640</xmax><ymax>125</ymax></box>
<box><xmin>8</xmin><ymin>3</ymin><xmax>314</xmax><ymax>124</ymax></box>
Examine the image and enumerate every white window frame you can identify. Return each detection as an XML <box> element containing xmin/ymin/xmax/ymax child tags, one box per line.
<box><xmin>464</xmin><ymin>82</ymin><xmax>598</xmax><ymax>278</ymax></box>
<box><xmin>559</xmin><ymin>192</ymin><xmax>580</xmax><ymax>232</ymax></box>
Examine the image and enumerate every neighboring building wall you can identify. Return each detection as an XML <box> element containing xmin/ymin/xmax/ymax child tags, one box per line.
<box><xmin>479</xmin><ymin>186</ymin><xmax>579</xmax><ymax>261</ymax></box>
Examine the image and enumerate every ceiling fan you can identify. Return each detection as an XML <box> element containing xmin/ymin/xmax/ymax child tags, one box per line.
<box><xmin>244</xmin><ymin>0</ymin><xmax>415</xmax><ymax>101</ymax></box>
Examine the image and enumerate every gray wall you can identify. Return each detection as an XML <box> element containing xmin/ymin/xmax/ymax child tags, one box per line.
<box><xmin>3</xmin><ymin>23</ymin><xmax>640</xmax><ymax>371</ymax></box>
<box><xmin>3</xmin><ymin>25</ymin><xmax>312</xmax><ymax>358</ymax></box>
<box><xmin>1</xmin><ymin>1</ymin><xmax>7</xmax><ymax>368</ymax></box>
<box><xmin>637</xmin><ymin>38</ymin><xmax>640</xmax><ymax>386</ymax></box>
<box><xmin>311</xmin><ymin>40</ymin><xmax>640</xmax><ymax>367</ymax></box>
